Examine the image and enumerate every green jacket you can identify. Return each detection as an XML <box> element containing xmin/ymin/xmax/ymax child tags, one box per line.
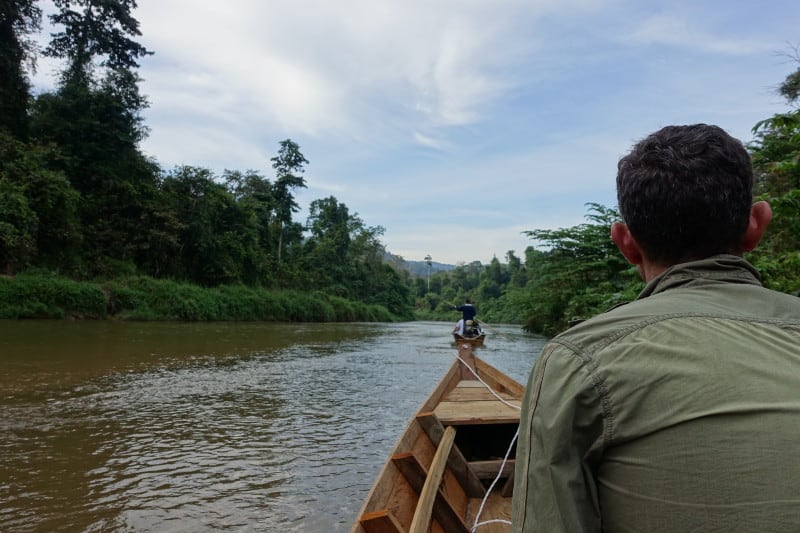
<box><xmin>512</xmin><ymin>255</ymin><xmax>800</xmax><ymax>532</ymax></box>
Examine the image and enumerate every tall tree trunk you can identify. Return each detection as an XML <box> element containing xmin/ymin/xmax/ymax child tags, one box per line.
<box><xmin>277</xmin><ymin>221</ymin><xmax>283</xmax><ymax>263</ymax></box>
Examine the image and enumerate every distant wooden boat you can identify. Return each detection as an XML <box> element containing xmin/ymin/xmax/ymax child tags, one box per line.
<box><xmin>453</xmin><ymin>332</ymin><xmax>486</xmax><ymax>347</ymax></box>
<box><xmin>351</xmin><ymin>343</ymin><xmax>524</xmax><ymax>533</ymax></box>
<box><xmin>453</xmin><ymin>321</ymin><xmax>486</xmax><ymax>347</ymax></box>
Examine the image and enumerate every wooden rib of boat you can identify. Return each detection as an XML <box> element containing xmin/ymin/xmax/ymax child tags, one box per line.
<box><xmin>351</xmin><ymin>343</ymin><xmax>524</xmax><ymax>533</ymax></box>
<box><xmin>453</xmin><ymin>332</ymin><xmax>486</xmax><ymax>347</ymax></box>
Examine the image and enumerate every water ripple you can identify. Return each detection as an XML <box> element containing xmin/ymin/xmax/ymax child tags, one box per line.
<box><xmin>0</xmin><ymin>321</ymin><xmax>543</xmax><ymax>532</ymax></box>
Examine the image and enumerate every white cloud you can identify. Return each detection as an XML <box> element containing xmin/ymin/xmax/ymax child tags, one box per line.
<box><xmin>413</xmin><ymin>131</ymin><xmax>446</xmax><ymax>150</ymax></box>
<box><xmin>27</xmin><ymin>0</ymin><xmax>800</xmax><ymax>265</ymax></box>
<box><xmin>626</xmin><ymin>13</ymin><xmax>775</xmax><ymax>55</ymax></box>
<box><xmin>134</xmin><ymin>0</ymin><xmax>553</xmax><ymax>147</ymax></box>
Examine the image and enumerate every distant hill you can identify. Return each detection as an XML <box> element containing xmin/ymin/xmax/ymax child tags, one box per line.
<box><xmin>386</xmin><ymin>254</ymin><xmax>456</xmax><ymax>277</ymax></box>
<box><xmin>404</xmin><ymin>259</ymin><xmax>455</xmax><ymax>277</ymax></box>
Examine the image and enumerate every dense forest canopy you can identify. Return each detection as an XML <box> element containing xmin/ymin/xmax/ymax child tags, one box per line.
<box><xmin>1</xmin><ymin>1</ymin><xmax>798</xmax><ymax>333</ymax></box>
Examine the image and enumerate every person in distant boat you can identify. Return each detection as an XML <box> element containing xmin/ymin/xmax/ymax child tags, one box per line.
<box><xmin>512</xmin><ymin>124</ymin><xmax>800</xmax><ymax>532</ymax></box>
<box><xmin>452</xmin><ymin>299</ymin><xmax>476</xmax><ymax>335</ymax></box>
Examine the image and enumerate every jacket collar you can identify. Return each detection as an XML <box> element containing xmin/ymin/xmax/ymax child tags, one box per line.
<box><xmin>637</xmin><ymin>254</ymin><xmax>762</xmax><ymax>299</ymax></box>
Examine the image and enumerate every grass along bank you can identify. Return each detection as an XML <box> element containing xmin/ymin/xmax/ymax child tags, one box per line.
<box><xmin>0</xmin><ymin>272</ymin><xmax>399</xmax><ymax>322</ymax></box>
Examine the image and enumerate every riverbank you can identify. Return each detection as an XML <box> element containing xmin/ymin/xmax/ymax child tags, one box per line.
<box><xmin>0</xmin><ymin>271</ymin><xmax>400</xmax><ymax>322</ymax></box>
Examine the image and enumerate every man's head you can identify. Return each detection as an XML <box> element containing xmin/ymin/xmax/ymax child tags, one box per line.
<box><xmin>613</xmin><ymin>124</ymin><xmax>770</xmax><ymax>275</ymax></box>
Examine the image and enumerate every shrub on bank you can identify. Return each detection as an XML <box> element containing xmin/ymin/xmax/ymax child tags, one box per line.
<box><xmin>0</xmin><ymin>271</ymin><xmax>107</xmax><ymax>319</ymax></box>
<box><xmin>365</xmin><ymin>304</ymin><xmax>394</xmax><ymax>322</ymax></box>
<box><xmin>1</xmin><ymin>272</ymin><xmax>402</xmax><ymax>322</ymax></box>
<box><xmin>324</xmin><ymin>294</ymin><xmax>357</xmax><ymax>321</ymax></box>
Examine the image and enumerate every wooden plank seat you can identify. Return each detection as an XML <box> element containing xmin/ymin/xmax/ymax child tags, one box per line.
<box><xmin>469</xmin><ymin>459</ymin><xmax>516</xmax><ymax>480</ymax></box>
<box><xmin>433</xmin><ymin>382</ymin><xmax>521</xmax><ymax>425</ymax></box>
<box><xmin>441</xmin><ymin>381</ymin><xmax>518</xmax><ymax>402</ymax></box>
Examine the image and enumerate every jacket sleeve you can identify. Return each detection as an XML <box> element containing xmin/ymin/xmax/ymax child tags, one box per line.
<box><xmin>512</xmin><ymin>342</ymin><xmax>607</xmax><ymax>533</ymax></box>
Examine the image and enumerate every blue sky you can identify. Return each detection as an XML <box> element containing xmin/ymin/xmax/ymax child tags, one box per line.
<box><xmin>33</xmin><ymin>1</ymin><xmax>800</xmax><ymax>265</ymax></box>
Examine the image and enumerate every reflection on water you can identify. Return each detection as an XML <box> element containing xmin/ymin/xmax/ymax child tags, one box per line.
<box><xmin>0</xmin><ymin>320</ymin><xmax>545</xmax><ymax>532</ymax></box>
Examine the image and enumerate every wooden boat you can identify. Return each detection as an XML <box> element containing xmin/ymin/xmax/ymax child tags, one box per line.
<box><xmin>351</xmin><ymin>343</ymin><xmax>524</xmax><ymax>533</ymax></box>
<box><xmin>453</xmin><ymin>332</ymin><xmax>486</xmax><ymax>347</ymax></box>
<box><xmin>453</xmin><ymin>321</ymin><xmax>486</xmax><ymax>347</ymax></box>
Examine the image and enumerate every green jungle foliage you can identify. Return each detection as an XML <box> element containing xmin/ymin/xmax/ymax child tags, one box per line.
<box><xmin>412</xmin><ymin>205</ymin><xmax>644</xmax><ymax>336</ymax></box>
<box><xmin>0</xmin><ymin>3</ymin><xmax>797</xmax><ymax>332</ymax></box>
<box><xmin>0</xmin><ymin>272</ymin><xmax>397</xmax><ymax>322</ymax></box>
<box><xmin>0</xmin><ymin>0</ymin><xmax>414</xmax><ymax>321</ymax></box>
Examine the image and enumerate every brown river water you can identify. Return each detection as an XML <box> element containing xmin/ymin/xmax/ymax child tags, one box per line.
<box><xmin>0</xmin><ymin>320</ymin><xmax>545</xmax><ymax>532</ymax></box>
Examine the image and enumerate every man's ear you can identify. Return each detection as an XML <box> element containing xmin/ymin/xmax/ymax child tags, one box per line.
<box><xmin>741</xmin><ymin>201</ymin><xmax>772</xmax><ymax>252</ymax></box>
<box><xmin>611</xmin><ymin>222</ymin><xmax>643</xmax><ymax>265</ymax></box>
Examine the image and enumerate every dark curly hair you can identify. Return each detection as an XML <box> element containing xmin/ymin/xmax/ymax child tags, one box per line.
<box><xmin>616</xmin><ymin>124</ymin><xmax>753</xmax><ymax>264</ymax></box>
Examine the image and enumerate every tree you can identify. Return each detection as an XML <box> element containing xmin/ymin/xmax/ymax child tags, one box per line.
<box><xmin>304</xmin><ymin>196</ymin><xmax>351</xmax><ymax>289</ymax></box>
<box><xmin>45</xmin><ymin>0</ymin><xmax>151</xmax><ymax>86</ymax></box>
<box><xmin>29</xmin><ymin>0</ymin><xmax>157</xmax><ymax>276</ymax></box>
<box><xmin>224</xmin><ymin>169</ymin><xmax>275</xmax><ymax>277</ymax></box>
<box><xmin>0</xmin><ymin>131</ymin><xmax>81</xmax><ymax>272</ymax></box>
<box><xmin>749</xmin><ymin>45</ymin><xmax>800</xmax><ymax>197</ymax></box>
<box><xmin>160</xmin><ymin>166</ymin><xmax>260</xmax><ymax>286</ymax></box>
<box><xmin>424</xmin><ymin>254</ymin><xmax>432</xmax><ymax>291</ymax></box>
<box><xmin>31</xmin><ymin>82</ymin><xmax>160</xmax><ymax>274</ymax></box>
<box><xmin>478</xmin><ymin>256</ymin><xmax>506</xmax><ymax>300</ymax></box>
<box><xmin>38</xmin><ymin>0</ymin><xmax>152</xmax><ymax>160</ymax></box>
<box><xmin>0</xmin><ymin>0</ymin><xmax>41</xmax><ymax>138</ymax></box>
<box><xmin>515</xmin><ymin>204</ymin><xmax>640</xmax><ymax>335</ymax></box>
<box><xmin>505</xmin><ymin>250</ymin><xmax>526</xmax><ymax>288</ymax></box>
<box><xmin>270</xmin><ymin>139</ymin><xmax>308</xmax><ymax>263</ymax></box>
<box><xmin>750</xmin><ymin>112</ymin><xmax>800</xmax><ymax>195</ymax></box>
<box><xmin>37</xmin><ymin>0</ymin><xmax>153</xmax><ymax>189</ymax></box>
<box><xmin>301</xmin><ymin>195</ymin><xmax>412</xmax><ymax>316</ymax></box>
<box><xmin>0</xmin><ymin>179</ymin><xmax>36</xmax><ymax>274</ymax></box>
<box><xmin>747</xmin><ymin>53</ymin><xmax>800</xmax><ymax>294</ymax></box>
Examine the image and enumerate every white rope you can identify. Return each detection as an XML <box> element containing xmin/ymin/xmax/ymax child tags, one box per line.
<box><xmin>454</xmin><ymin>354</ymin><xmax>521</xmax><ymax>531</ymax></box>
<box><xmin>474</xmin><ymin>518</ymin><xmax>513</xmax><ymax>529</ymax></box>
<box><xmin>470</xmin><ymin>426</ymin><xmax>518</xmax><ymax>531</ymax></box>
<box><xmin>455</xmin><ymin>355</ymin><xmax>521</xmax><ymax>411</ymax></box>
